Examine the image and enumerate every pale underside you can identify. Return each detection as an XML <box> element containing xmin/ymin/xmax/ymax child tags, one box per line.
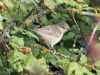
<box><xmin>34</xmin><ymin>25</ymin><xmax>64</xmax><ymax>47</ymax></box>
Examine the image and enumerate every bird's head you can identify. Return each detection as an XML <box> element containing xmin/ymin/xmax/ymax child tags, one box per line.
<box><xmin>57</xmin><ymin>21</ymin><xmax>70</xmax><ymax>32</ymax></box>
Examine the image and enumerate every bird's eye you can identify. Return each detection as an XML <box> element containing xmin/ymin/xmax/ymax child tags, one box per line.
<box><xmin>61</xmin><ymin>26</ymin><xmax>66</xmax><ymax>29</ymax></box>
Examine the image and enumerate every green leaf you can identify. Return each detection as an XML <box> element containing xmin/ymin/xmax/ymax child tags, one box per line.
<box><xmin>11</xmin><ymin>26</ymin><xmax>19</xmax><ymax>34</ymax></box>
<box><xmin>41</xmin><ymin>15</ymin><xmax>49</xmax><ymax>26</ymax></box>
<box><xmin>68</xmin><ymin>62</ymin><xmax>83</xmax><ymax>75</ymax></box>
<box><xmin>32</xmin><ymin>48</ymin><xmax>40</xmax><ymax>57</ymax></box>
<box><xmin>82</xmin><ymin>67</ymin><xmax>94</xmax><ymax>75</ymax></box>
<box><xmin>55</xmin><ymin>0</ymin><xmax>66</xmax><ymax>4</ymax></box>
<box><xmin>32</xmin><ymin>58</ymin><xmax>50</xmax><ymax>75</ymax></box>
<box><xmin>62</xmin><ymin>32</ymin><xmax>75</xmax><ymax>40</ymax></box>
<box><xmin>24</xmin><ymin>31</ymin><xmax>39</xmax><ymax>41</ymax></box>
<box><xmin>57</xmin><ymin>47</ymin><xmax>70</xmax><ymax>56</ymax></box>
<box><xmin>8</xmin><ymin>51</ymin><xmax>27</xmax><ymax>63</ymax></box>
<box><xmin>13</xmin><ymin>62</ymin><xmax>23</xmax><ymax>72</ymax></box>
<box><xmin>58</xmin><ymin>58</ymin><xmax>69</xmax><ymax>69</ymax></box>
<box><xmin>10</xmin><ymin>36</ymin><xmax>24</xmax><ymax>46</ymax></box>
<box><xmin>23</xmin><ymin>54</ymin><xmax>36</xmax><ymax>71</ymax></box>
<box><xmin>20</xmin><ymin>3</ymin><xmax>27</xmax><ymax>13</ymax></box>
<box><xmin>80</xmin><ymin>54</ymin><xmax>87</xmax><ymax>63</ymax></box>
<box><xmin>8</xmin><ymin>51</ymin><xmax>27</xmax><ymax>72</ymax></box>
<box><xmin>51</xmin><ymin>13</ymin><xmax>61</xmax><ymax>19</ymax></box>
<box><xmin>43</xmin><ymin>52</ymin><xmax>58</xmax><ymax>65</ymax></box>
<box><xmin>44</xmin><ymin>0</ymin><xmax>56</xmax><ymax>9</ymax></box>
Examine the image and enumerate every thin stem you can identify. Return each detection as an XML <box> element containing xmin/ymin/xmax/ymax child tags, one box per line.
<box><xmin>23</xmin><ymin>7</ymin><xmax>35</xmax><ymax>21</ymax></box>
<box><xmin>71</xmin><ymin>12</ymin><xmax>87</xmax><ymax>45</ymax></box>
<box><xmin>87</xmin><ymin>21</ymin><xmax>100</xmax><ymax>47</ymax></box>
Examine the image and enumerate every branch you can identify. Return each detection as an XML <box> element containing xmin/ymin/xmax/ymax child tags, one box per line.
<box><xmin>87</xmin><ymin>21</ymin><xmax>100</xmax><ymax>47</ymax></box>
<box><xmin>22</xmin><ymin>0</ymin><xmax>44</xmax><ymax>21</ymax></box>
<box><xmin>71</xmin><ymin>12</ymin><xmax>87</xmax><ymax>45</ymax></box>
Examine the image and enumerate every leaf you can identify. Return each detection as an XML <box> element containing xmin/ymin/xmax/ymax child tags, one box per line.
<box><xmin>8</xmin><ymin>51</ymin><xmax>27</xmax><ymax>63</ymax></box>
<box><xmin>41</xmin><ymin>15</ymin><xmax>49</xmax><ymax>26</ymax></box>
<box><xmin>55</xmin><ymin>0</ymin><xmax>66</xmax><ymax>4</ymax></box>
<box><xmin>10</xmin><ymin>36</ymin><xmax>24</xmax><ymax>46</ymax></box>
<box><xmin>11</xmin><ymin>26</ymin><xmax>19</xmax><ymax>34</ymax></box>
<box><xmin>32</xmin><ymin>58</ymin><xmax>50</xmax><ymax>75</ymax></box>
<box><xmin>24</xmin><ymin>30</ymin><xmax>39</xmax><ymax>41</ymax></box>
<box><xmin>13</xmin><ymin>62</ymin><xmax>23</xmax><ymax>72</ymax></box>
<box><xmin>8</xmin><ymin>51</ymin><xmax>27</xmax><ymax>72</ymax></box>
<box><xmin>68</xmin><ymin>62</ymin><xmax>83</xmax><ymax>75</ymax></box>
<box><xmin>82</xmin><ymin>67</ymin><xmax>94</xmax><ymax>75</ymax></box>
<box><xmin>57</xmin><ymin>47</ymin><xmax>70</xmax><ymax>56</ymax></box>
<box><xmin>68</xmin><ymin>62</ymin><xmax>95</xmax><ymax>75</ymax></box>
<box><xmin>80</xmin><ymin>54</ymin><xmax>87</xmax><ymax>63</ymax></box>
<box><xmin>20</xmin><ymin>3</ymin><xmax>27</xmax><ymax>13</ymax></box>
<box><xmin>32</xmin><ymin>48</ymin><xmax>40</xmax><ymax>57</ymax></box>
<box><xmin>44</xmin><ymin>0</ymin><xmax>56</xmax><ymax>9</ymax></box>
<box><xmin>67</xmin><ymin>0</ymin><xmax>82</xmax><ymax>9</ymax></box>
<box><xmin>62</xmin><ymin>32</ymin><xmax>75</xmax><ymax>40</ymax></box>
<box><xmin>58</xmin><ymin>58</ymin><xmax>69</xmax><ymax>69</ymax></box>
<box><xmin>43</xmin><ymin>52</ymin><xmax>58</xmax><ymax>65</ymax></box>
<box><xmin>23</xmin><ymin>54</ymin><xmax>36</xmax><ymax>71</ymax></box>
<box><xmin>3</xmin><ymin>0</ymin><xmax>14</xmax><ymax>10</ymax></box>
<box><xmin>51</xmin><ymin>12</ymin><xmax>61</xmax><ymax>19</ymax></box>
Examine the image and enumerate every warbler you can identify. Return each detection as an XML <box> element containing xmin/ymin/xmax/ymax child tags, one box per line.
<box><xmin>34</xmin><ymin>21</ymin><xmax>70</xmax><ymax>54</ymax></box>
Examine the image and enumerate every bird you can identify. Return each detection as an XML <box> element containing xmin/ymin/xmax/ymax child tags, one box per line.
<box><xmin>33</xmin><ymin>21</ymin><xmax>70</xmax><ymax>55</ymax></box>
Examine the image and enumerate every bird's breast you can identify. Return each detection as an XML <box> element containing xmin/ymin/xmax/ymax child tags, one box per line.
<box><xmin>42</xmin><ymin>33</ymin><xmax>64</xmax><ymax>47</ymax></box>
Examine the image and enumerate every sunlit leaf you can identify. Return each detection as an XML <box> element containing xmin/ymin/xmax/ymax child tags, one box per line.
<box><xmin>80</xmin><ymin>54</ymin><xmax>87</xmax><ymax>63</ymax></box>
<box><xmin>68</xmin><ymin>62</ymin><xmax>83</xmax><ymax>75</ymax></box>
<box><xmin>10</xmin><ymin>36</ymin><xmax>24</xmax><ymax>46</ymax></box>
<box><xmin>44</xmin><ymin>0</ymin><xmax>56</xmax><ymax>9</ymax></box>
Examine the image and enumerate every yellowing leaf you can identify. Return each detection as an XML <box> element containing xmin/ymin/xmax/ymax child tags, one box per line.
<box><xmin>0</xmin><ymin>1</ymin><xmax>7</xmax><ymax>13</ymax></box>
<box><xmin>3</xmin><ymin>0</ymin><xmax>14</xmax><ymax>10</ymax></box>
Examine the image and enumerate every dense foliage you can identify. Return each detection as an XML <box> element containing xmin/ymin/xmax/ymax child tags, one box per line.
<box><xmin>0</xmin><ymin>0</ymin><xmax>100</xmax><ymax>75</ymax></box>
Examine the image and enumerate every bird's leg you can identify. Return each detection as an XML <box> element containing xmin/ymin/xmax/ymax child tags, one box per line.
<box><xmin>51</xmin><ymin>46</ymin><xmax>57</xmax><ymax>54</ymax></box>
<box><xmin>44</xmin><ymin>42</ymin><xmax>58</xmax><ymax>60</ymax></box>
<box><xmin>50</xmin><ymin>47</ymin><xmax>59</xmax><ymax>60</ymax></box>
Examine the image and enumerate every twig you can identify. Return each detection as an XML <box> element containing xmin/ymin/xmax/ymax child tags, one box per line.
<box><xmin>55</xmin><ymin>52</ymin><xmax>76</xmax><ymax>61</ymax></box>
<box><xmin>22</xmin><ymin>0</ymin><xmax>44</xmax><ymax>21</ymax></box>
<box><xmin>87</xmin><ymin>21</ymin><xmax>100</xmax><ymax>47</ymax></box>
<box><xmin>73</xmin><ymin>35</ymin><xmax>78</xmax><ymax>48</ymax></box>
<box><xmin>71</xmin><ymin>12</ymin><xmax>87</xmax><ymax>45</ymax></box>
<box><xmin>81</xmin><ymin>12</ymin><xmax>100</xmax><ymax>17</ymax></box>
<box><xmin>23</xmin><ymin>7</ymin><xmax>35</xmax><ymax>21</ymax></box>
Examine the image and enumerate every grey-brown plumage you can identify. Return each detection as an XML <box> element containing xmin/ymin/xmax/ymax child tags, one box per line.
<box><xmin>34</xmin><ymin>21</ymin><xmax>70</xmax><ymax>53</ymax></box>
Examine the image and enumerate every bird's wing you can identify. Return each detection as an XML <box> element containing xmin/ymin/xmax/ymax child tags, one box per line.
<box><xmin>35</xmin><ymin>25</ymin><xmax>62</xmax><ymax>37</ymax></box>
